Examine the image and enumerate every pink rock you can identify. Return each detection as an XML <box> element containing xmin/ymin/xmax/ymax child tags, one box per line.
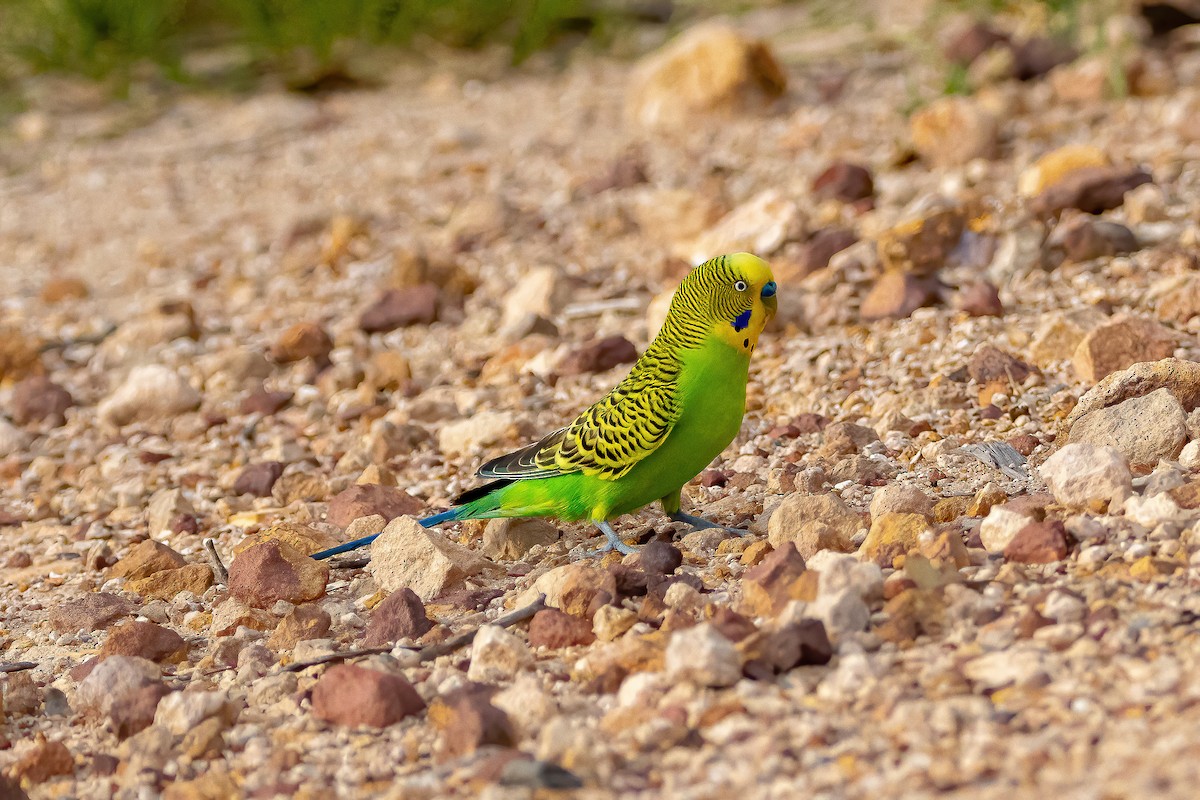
<box><xmin>311</xmin><ymin>664</ymin><xmax>425</xmax><ymax>728</ymax></box>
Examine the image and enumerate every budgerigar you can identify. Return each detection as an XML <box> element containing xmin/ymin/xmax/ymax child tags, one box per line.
<box><xmin>314</xmin><ymin>252</ymin><xmax>777</xmax><ymax>559</ymax></box>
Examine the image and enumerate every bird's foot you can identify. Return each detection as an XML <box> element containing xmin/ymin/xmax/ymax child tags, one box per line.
<box><xmin>587</xmin><ymin>520</ymin><xmax>638</xmax><ymax>557</ymax></box>
<box><xmin>668</xmin><ymin>512</ymin><xmax>749</xmax><ymax>536</ymax></box>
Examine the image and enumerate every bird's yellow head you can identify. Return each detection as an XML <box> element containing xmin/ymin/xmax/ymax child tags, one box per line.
<box><xmin>667</xmin><ymin>252</ymin><xmax>777</xmax><ymax>355</ymax></box>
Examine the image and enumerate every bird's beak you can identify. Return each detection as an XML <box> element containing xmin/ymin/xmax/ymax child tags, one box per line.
<box><xmin>760</xmin><ymin>280</ymin><xmax>777</xmax><ymax>319</ymax></box>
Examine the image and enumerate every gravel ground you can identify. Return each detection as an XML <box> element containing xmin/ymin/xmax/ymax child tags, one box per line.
<box><xmin>3</xmin><ymin>3</ymin><xmax>1200</xmax><ymax>798</ymax></box>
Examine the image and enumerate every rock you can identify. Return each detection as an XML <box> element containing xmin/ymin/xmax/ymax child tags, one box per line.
<box><xmin>209</xmin><ymin>598</ymin><xmax>276</xmax><ymax>636</ymax></box>
<box><xmin>859</xmin><ymin>512</ymin><xmax>932</xmax><ymax>567</ymax></box>
<box><xmin>1011</xmin><ymin>35</ymin><xmax>1077</xmax><ymax>80</ymax></box>
<box><xmin>593</xmin><ymin>604</ymin><xmax>637</xmax><ymax>642</ymax></box>
<box><xmin>481</xmin><ymin>518</ymin><xmax>558</xmax><ymax>560</ymax></box>
<box><xmin>687</xmin><ymin>189</ymin><xmax>805</xmax><ymax>263</ymax></box>
<box><xmin>0</xmin><ymin>419</ymin><xmax>28</xmax><ymax>457</ymax></box>
<box><xmin>557</xmin><ymin>336</ymin><xmax>638</xmax><ymax>375</ymax></box>
<box><xmin>797</xmin><ymin>227</ymin><xmax>859</xmax><ymax>277</ymax></box>
<box><xmin>499</xmin><ymin>267</ymin><xmax>567</xmax><ymax>337</ymax></box>
<box><xmin>523</xmin><ymin>562</ymin><xmax>617</xmax><ymax>617</ymax></box>
<box><xmin>240</xmin><ymin>387</ymin><xmax>293</xmax><ymax>415</ymax></box>
<box><xmin>228</xmin><ymin>540</ymin><xmax>328</xmax><ymax>608</ymax></box>
<box><xmin>10</xmin><ymin>375</ymin><xmax>73</xmax><ymax>426</ymax></box>
<box><xmin>1028</xmin><ymin>308</ymin><xmax>1107</xmax><ymax>367</ymax></box>
<box><xmin>635</xmin><ymin>540</ymin><xmax>683</xmax><ymax>575</ymax></box>
<box><xmin>327</xmin><ymin>484</ymin><xmax>424</xmax><ymax>528</ymax></box>
<box><xmin>268</xmin><ymin>604</ymin><xmax>332</xmax><ymax>650</ymax></box>
<box><xmin>910</xmin><ymin>96</ymin><xmax>998</xmax><ymax>167</ymax></box>
<box><xmin>361</xmin><ymin>589</ymin><xmax>432</xmax><ymax>646</ymax></box>
<box><xmin>108</xmin><ymin>540</ymin><xmax>187</xmax><ymax>581</ymax></box>
<box><xmin>740</xmin><ymin>619</ymin><xmax>832</xmax><ymax>678</ymax></box>
<box><xmin>968</xmin><ymin>344</ymin><xmax>1034</xmax><ymax>385</ymax></box>
<box><xmin>766</xmin><ymin>493</ymin><xmax>863</xmax><ymax>558</ymax></box>
<box><xmin>154</xmin><ymin>690</ymin><xmax>237</xmax><ymax>737</ymax></box>
<box><xmin>241</xmin><ymin>520</ymin><xmax>341</xmax><ymax>556</ymax></box>
<box><xmin>438</xmin><ymin>411</ymin><xmax>517</xmax><ymax>457</ymax></box>
<box><xmin>146</xmin><ymin>488</ymin><xmax>194</xmax><ymax>537</ymax></box>
<box><xmin>3</xmin><ymin>672</ymin><xmax>40</xmax><ymax>716</ymax></box>
<box><xmin>809</xmin><ymin>588</ymin><xmax>871</xmax><ymax>636</ymax></box>
<box><xmin>626</xmin><ymin>22</ymin><xmax>786</xmax><ymax>130</ymax></box>
<box><xmin>741</xmin><ymin>542</ymin><xmax>811</xmax><ymax>615</ymax></box>
<box><xmin>468</xmin><ymin>624</ymin><xmax>533</xmax><ymax>683</ymax></box>
<box><xmin>311</xmin><ymin>664</ymin><xmax>425</xmax><ymax>728</ymax></box>
<box><xmin>877</xmin><ymin>207</ymin><xmax>966</xmax><ymax>276</ymax></box>
<box><xmin>75</xmin><ymin>656</ymin><xmax>165</xmax><ymax>737</ymax></box>
<box><xmin>10</xmin><ymin>736</ymin><xmax>73</xmax><ymax>784</ymax></box>
<box><xmin>1039</xmin><ymin>443</ymin><xmax>1133</xmax><ymax>509</ymax></box>
<box><xmin>1180</xmin><ymin>441</ymin><xmax>1200</xmax><ymax>470</ymax></box>
<box><xmin>48</xmin><ymin>593</ymin><xmax>137</xmax><ymax>634</ymax></box>
<box><xmin>979</xmin><ymin>506</ymin><xmax>1034</xmax><ymax>553</ymax></box>
<box><xmin>869</xmin><ymin>484</ymin><xmax>934</xmax><ymax>519</ymax></box>
<box><xmin>944</xmin><ymin>21</ymin><xmax>1010</xmax><ymax>66</ymax></box>
<box><xmin>231</xmin><ymin>461</ymin><xmax>285</xmax><ymax>497</ymax></box>
<box><xmin>1018</xmin><ymin>144</ymin><xmax>1111</xmax><ymax>197</ymax></box>
<box><xmin>1072</xmin><ymin>316</ymin><xmax>1177</xmax><ymax>384</ymax></box>
<box><xmin>1004</xmin><ymin>520</ymin><xmax>1069</xmax><ymax>564</ymax></box>
<box><xmin>40</xmin><ymin>274</ymin><xmax>88</xmax><ymax>301</ymax></box>
<box><xmin>665</xmin><ymin>623</ymin><xmax>742</xmax><ymax>687</ymax></box>
<box><xmin>957</xmin><ymin>281</ymin><xmax>1004</xmax><ymax>317</ymax></box>
<box><xmin>1068</xmin><ymin>388</ymin><xmax>1187</xmax><ymax>470</ymax></box>
<box><xmin>270</xmin><ymin>322</ymin><xmax>332</xmax><ymax>363</ymax></box>
<box><xmin>367</xmin><ymin>516</ymin><xmax>487</xmax><ymax>600</ymax></box>
<box><xmin>812</xmin><ymin>162</ymin><xmax>874</xmax><ymax>203</ymax></box>
<box><xmin>1031</xmin><ymin>165</ymin><xmax>1153</xmax><ymax>217</ymax></box>
<box><xmin>1065</xmin><ymin>359</ymin><xmax>1200</xmax><ymax>432</ymax></box>
<box><xmin>98</xmin><ymin>365</ymin><xmax>201</xmax><ymax>426</ymax></box>
<box><xmin>860</xmin><ymin>272</ymin><xmax>940</xmax><ymax>320</ymax></box>
<box><xmin>271</xmin><ymin>471</ymin><xmax>330</xmax><ymax>504</ymax></box>
<box><xmin>1056</xmin><ymin>217</ymin><xmax>1139</xmax><ymax>262</ymax></box>
<box><xmin>359</xmin><ymin>285</ymin><xmax>439</xmax><ymax>333</ymax></box>
<box><xmin>528</xmin><ymin>609</ymin><xmax>596</xmax><ymax>649</ymax></box>
<box><xmin>819</xmin><ymin>422</ymin><xmax>879</xmax><ymax>457</ymax></box>
<box><xmin>100</xmin><ymin>621</ymin><xmax>188</xmax><ymax>664</ymax></box>
<box><xmin>429</xmin><ymin>685</ymin><xmax>516</xmax><ymax>759</ymax></box>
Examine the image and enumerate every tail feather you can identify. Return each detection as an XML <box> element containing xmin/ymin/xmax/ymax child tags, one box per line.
<box><xmin>311</xmin><ymin>508</ymin><xmax>460</xmax><ymax>561</ymax></box>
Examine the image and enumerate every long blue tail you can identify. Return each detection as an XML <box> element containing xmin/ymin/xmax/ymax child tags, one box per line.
<box><xmin>311</xmin><ymin>508</ymin><xmax>459</xmax><ymax>560</ymax></box>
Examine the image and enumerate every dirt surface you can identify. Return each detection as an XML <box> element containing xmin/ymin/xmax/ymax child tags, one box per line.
<box><xmin>4</xmin><ymin>4</ymin><xmax>1200</xmax><ymax>799</ymax></box>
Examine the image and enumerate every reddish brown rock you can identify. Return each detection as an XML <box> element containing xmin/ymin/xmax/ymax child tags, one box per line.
<box><xmin>240</xmin><ymin>389</ymin><xmax>293</xmax><ymax>416</ymax></box>
<box><xmin>1031</xmin><ymin>166</ymin><xmax>1153</xmax><ymax>217</ymax></box>
<box><xmin>270</xmin><ymin>322</ymin><xmax>333</xmax><ymax>363</ymax></box>
<box><xmin>811</xmin><ymin>162</ymin><xmax>874</xmax><ymax>203</ymax></box>
<box><xmin>429</xmin><ymin>685</ymin><xmax>516</xmax><ymax>759</ymax></box>
<box><xmin>268</xmin><ymin>604</ymin><xmax>332</xmax><ymax>650</ymax></box>
<box><xmin>967</xmin><ymin>344</ymin><xmax>1034</xmax><ymax>384</ymax></box>
<box><xmin>741</xmin><ymin>542</ymin><xmax>810</xmax><ymax>615</ymax></box>
<box><xmin>636</xmin><ymin>540</ymin><xmax>683</xmax><ymax>576</ymax></box>
<box><xmin>327</xmin><ymin>484</ymin><xmax>425</xmax><ymax>528</ymax></box>
<box><xmin>48</xmin><ymin>593</ymin><xmax>137</xmax><ymax>634</ymax></box>
<box><xmin>709</xmin><ymin>607</ymin><xmax>758</xmax><ymax>642</ymax></box>
<box><xmin>944</xmin><ymin>22</ymin><xmax>1009</xmax><ymax>66</ymax></box>
<box><xmin>860</xmin><ymin>272</ymin><xmax>940</xmax><ymax>321</ymax></box>
<box><xmin>819</xmin><ymin>421</ymin><xmax>879</xmax><ymax>457</ymax></box>
<box><xmin>311</xmin><ymin>664</ymin><xmax>425</xmax><ymax>728</ymax></box>
<box><xmin>797</xmin><ymin>227</ymin><xmax>858</xmax><ymax>276</ymax></box>
<box><xmin>527</xmin><ymin>608</ymin><xmax>596</xmax><ymax>649</ymax></box>
<box><xmin>1011</xmin><ymin>36</ymin><xmax>1077</xmax><ymax>81</ymax></box>
<box><xmin>232</xmin><ymin>461</ymin><xmax>285</xmax><ymax>497</ymax></box>
<box><xmin>740</xmin><ymin>618</ymin><xmax>832</xmax><ymax>679</ymax></box>
<box><xmin>100</xmin><ymin>621</ymin><xmax>188</xmax><ymax>664</ymax></box>
<box><xmin>9</xmin><ymin>735</ymin><xmax>73</xmax><ymax>784</ymax></box>
<box><xmin>1004</xmin><ymin>520</ymin><xmax>1069</xmax><ymax>564</ymax></box>
<box><xmin>359</xmin><ymin>284</ymin><xmax>439</xmax><ymax>333</ymax></box>
<box><xmin>361</xmin><ymin>588</ymin><xmax>433</xmax><ymax>647</ymax></box>
<box><xmin>228</xmin><ymin>540</ymin><xmax>329</xmax><ymax>608</ymax></box>
<box><xmin>557</xmin><ymin>336</ymin><xmax>638</xmax><ymax>375</ymax></box>
<box><xmin>113</xmin><ymin>684</ymin><xmax>171</xmax><ymax>738</ymax></box>
<box><xmin>958</xmin><ymin>281</ymin><xmax>1003</xmax><ymax>317</ymax></box>
<box><xmin>107</xmin><ymin>540</ymin><xmax>187</xmax><ymax>582</ymax></box>
<box><xmin>1072</xmin><ymin>316</ymin><xmax>1177</xmax><ymax>383</ymax></box>
<box><xmin>10</xmin><ymin>376</ymin><xmax>73</xmax><ymax>426</ymax></box>
<box><xmin>1059</xmin><ymin>218</ymin><xmax>1138</xmax><ymax>262</ymax></box>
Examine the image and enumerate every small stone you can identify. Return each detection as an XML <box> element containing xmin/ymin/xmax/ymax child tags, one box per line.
<box><xmin>524</xmin><ymin>562</ymin><xmax>617</xmax><ymax>617</ymax></box>
<box><xmin>468</xmin><ymin>625</ymin><xmax>533</xmax><ymax>683</ymax></box>
<box><xmin>311</xmin><ymin>664</ymin><xmax>425</xmax><ymax>728</ymax></box>
<box><xmin>232</xmin><ymin>461</ymin><xmax>285</xmax><ymax>497</ymax></box>
<box><xmin>766</xmin><ymin>493</ymin><xmax>862</xmax><ymax>558</ymax></box>
<box><xmin>1130</xmin><ymin>555</ymin><xmax>1179</xmax><ymax>581</ymax></box>
<box><xmin>819</xmin><ymin>422</ymin><xmax>880</xmax><ymax>457</ymax></box>
<box><xmin>527</xmin><ymin>609</ymin><xmax>596</xmax><ymax>649</ymax></box>
<box><xmin>626</xmin><ymin>22</ymin><xmax>786</xmax><ymax>130</ymax></box>
<box><xmin>812</xmin><ymin>162</ymin><xmax>874</xmax><ymax>203</ymax></box>
<box><xmin>108</xmin><ymin>540</ymin><xmax>187</xmax><ymax>582</ymax></box>
<box><xmin>1029</xmin><ymin>309</ymin><xmax>1107</xmax><ymax>367</ymax></box>
<box><xmin>665</xmin><ymin>623</ymin><xmax>742</xmax><ymax>687</ymax></box>
<box><xmin>481</xmin><ymin>518</ymin><xmax>558</xmax><ymax>560</ymax></box>
<box><xmin>957</xmin><ymin>281</ymin><xmax>1003</xmax><ymax>317</ymax></box>
<box><xmin>741</xmin><ymin>542</ymin><xmax>812</xmax><ymax>615</ymax></box>
<box><xmin>1032</xmin><ymin>165</ymin><xmax>1154</xmax><ymax>217</ymax></box>
<box><xmin>635</xmin><ymin>540</ymin><xmax>683</xmax><ymax>575</ymax></box>
<box><xmin>1018</xmin><ymin>144</ymin><xmax>1110</xmax><ymax>198</ymax></box>
<box><xmin>1068</xmin><ymin>388</ymin><xmax>1187</xmax><ymax>470</ymax></box>
<box><xmin>968</xmin><ymin>344</ymin><xmax>1033</xmax><ymax>384</ymax></box>
<box><xmin>1180</xmin><ymin>441</ymin><xmax>1200</xmax><ymax>470</ymax></box>
<box><xmin>944</xmin><ymin>21</ymin><xmax>1010</xmax><ymax>66</ymax></box>
<box><xmin>740</xmin><ymin>618</ymin><xmax>832</xmax><ymax>678</ymax></box>
<box><xmin>860</xmin><ymin>272</ymin><xmax>940</xmax><ymax>320</ymax></box>
<box><xmin>367</xmin><ymin>516</ymin><xmax>487</xmax><ymax>600</ymax></box>
<box><xmin>869</xmin><ymin>485</ymin><xmax>934</xmax><ymax>519</ymax></box>
<box><xmin>327</xmin><ymin>484</ymin><xmax>424</xmax><ymax>528</ymax></box>
<box><xmin>979</xmin><ymin>506</ymin><xmax>1033</xmax><ymax>553</ymax></box>
<box><xmin>75</xmin><ymin>656</ymin><xmax>165</xmax><ymax>738</ymax></box>
<box><xmin>557</xmin><ymin>336</ymin><xmax>638</xmax><ymax>375</ymax></box>
<box><xmin>39</xmin><ymin>274</ymin><xmax>88</xmax><ymax>302</ymax></box>
<box><xmin>10</xmin><ymin>736</ymin><xmax>73</xmax><ymax>784</ymax></box>
<box><xmin>153</xmin><ymin>690</ymin><xmax>237</xmax><ymax>737</ymax></box>
<box><xmin>239</xmin><ymin>388</ymin><xmax>293</xmax><ymax>416</ymax></box>
<box><xmin>593</xmin><ymin>605</ymin><xmax>637</xmax><ymax>642</ymax></box>
<box><xmin>10</xmin><ymin>375</ymin><xmax>73</xmax><ymax>426</ymax></box>
<box><xmin>271</xmin><ymin>471</ymin><xmax>331</xmax><ymax>504</ymax></box>
<box><xmin>361</xmin><ymin>589</ymin><xmax>432</xmax><ymax>647</ymax></box>
<box><xmin>877</xmin><ymin>207</ymin><xmax>966</xmax><ymax>276</ymax></box>
<box><xmin>687</xmin><ymin>189</ymin><xmax>804</xmax><ymax>263</ymax></box>
<box><xmin>146</xmin><ymin>488</ymin><xmax>194</xmax><ymax>536</ymax></box>
<box><xmin>1072</xmin><ymin>315</ymin><xmax>1176</xmax><ymax>384</ymax></box>
<box><xmin>1039</xmin><ymin>443</ymin><xmax>1133</xmax><ymax>509</ymax></box>
<box><xmin>49</xmin><ymin>593</ymin><xmax>137</xmax><ymax>634</ymax></box>
<box><xmin>437</xmin><ymin>411</ymin><xmax>517</xmax><ymax>458</ymax></box>
<box><xmin>797</xmin><ymin>227</ymin><xmax>859</xmax><ymax>277</ymax></box>
<box><xmin>910</xmin><ymin>96</ymin><xmax>998</xmax><ymax>167</ymax></box>
<box><xmin>1004</xmin><ymin>521</ymin><xmax>1069</xmax><ymax>564</ymax></box>
<box><xmin>98</xmin><ymin>365</ymin><xmax>201</xmax><ymax>426</ymax></box>
<box><xmin>240</xmin><ymin>520</ymin><xmax>341</xmax><ymax>556</ymax></box>
<box><xmin>1064</xmin><ymin>358</ymin><xmax>1200</xmax><ymax>431</ymax></box>
<box><xmin>429</xmin><ymin>685</ymin><xmax>516</xmax><ymax>759</ymax></box>
<box><xmin>270</xmin><ymin>322</ymin><xmax>332</xmax><ymax>363</ymax></box>
<box><xmin>359</xmin><ymin>285</ymin><xmax>439</xmax><ymax>333</ymax></box>
<box><xmin>268</xmin><ymin>604</ymin><xmax>332</xmax><ymax>650</ymax></box>
<box><xmin>100</xmin><ymin>621</ymin><xmax>187</xmax><ymax>664</ymax></box>
<box><xmin>860</xmin><ymin>512</ymin><xmax>931</xmax><ymax>567</ymax></box>
<box><xmin>209</xmin><ymin>598</ymin><xmax>277</xmax><ymax>636</ymax></box>
<box><xmin>228</xmin><ymin>540</ymin><xmax>328</xmax><ymax>608</ymax></box>
<box><xmin>810</xmin><ymin>588</ymin><xmax>870</xmax><ymax>636</ymax></box>
<box><xmin>3</xmin><ymin>672</ymin><xmax>39</xmax><ymax>716</ymax></box>
<box><xmin>1057</xmin><ymin>217</ymin><xmax>1139</xmax><ymax>262</ymax></box>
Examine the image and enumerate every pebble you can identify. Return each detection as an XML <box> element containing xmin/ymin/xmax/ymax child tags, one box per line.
<box><xmin>1004</xmin><ymin>520</ymin><xmax>1069</xmax><ymax>563</ymax></box>
<box><xmin>326</xmin><ymin>484</ymin><xmax>424</xmax><ymax>528</ymax></box>
<box><xmin>687</xmin><ymin>189</ymin><xmax>805</xmax><ymax>264</ymax></box>
<box><xmin>859</xmin><ymin>512</ymin><xmax>932</xmax><ymax>567</ymax></box>
<box><xmin>438</xmin><ymin>411</ymin><xmax>518</xmax><ymax>457</ymax></box>
<box><xmin>592</xmin><ymin>605</ymin><xmax>637</xmax><ymax>642</ymax></box>
<box><xmin>1072</xmin><ymin>315</ymin><xmax>1177</xmax><ymax>383</ymax></box>
<box><xmin>10</xmin><ymin>735</ymin><xmax>74</xmax><ymax>784</ymax></box>
<box><xmin>311</xmin><ymin>664</ymin><xmax>425</xmax><ymax>728</ymax></box>
<box><xmin>10</xmin><ymin>375</ymin><xmax>74</xmax><ymax>426</ymax></box>
<box><xmin>1018</xmin><ymin>144</ymin><xmax>1110</xmax><ymax>197</ymax></box>
<box><xmin>98</xmin><ymin>365</ymin><xmax>201</xmax><ymax>426</ymax></box>
<box><xmin>766</xmin><ymin>492</ymin><xmax>863</xmax><ymax>558</ymax></box>
<box><xmin>468</xmin><ymin>624</ymin><xmax>533</xmax><ymax>683</ymax></box>
<box><xmin>108</xmin><ymin>540</ymin><xmax>187</xmax><ymax>581</ymax></box>
<box><xmin>665</xmin><ymin>623</ymin><xmax>742</xmax><ymax>687</ymax></box>
<box><xmin>367</xmin><ymin>516</ymin><xmax>487</xmax><ymax>599</ymax></box>
<box><xmin>232</xmin><ymin>461</ymin><xmax>285</xmax><ymax>497</ymax></box>
<box><xmin>869</xmin><ymin>484</ymin><xmax>934</xmax><ymax>519</ymax></box>
<box><xmin>557</xmin><ymin>335</ymin><xmax>639</xmax><ymax>375</ymax></box>
<box><xmin>267</xmin><ymin>603</ymin><xmax>332</xmax><ymax>650</ymax></box>
<box><xmin>1039</xmin><ymin>443</ymin><xmax>1133</xmax><ymax>508</ymax></box>
<box><xmin>979</xmin><ymin>506</ymin><xmax>1035</xmax><ymax>553</ymax></box>
<box><xmin>811</xmin><ymin>162</ymin><xmax>874</xmax><ymax>203</ymax></box>
<box><xmin>359</xmin><ymin>284</ymin><xmax>439</xmax><ymax>332</ymax></box>
<box><xmin>154</xmin><ymin>690</ymin><xmax>237</xmax><ymax>737</ymax></box>
<box><xmin>99</xmin><ymin>620</ymin><xmax>188</xmax><ymax>664</ymax></box>
<box><xmin>1031</xmin><ymin>165</ymin><xmax>1153</xmax><ymax>217</ymax></box>
<box><xmin>228</xmin><ymin>540</ymin><xmax>329</xmax><ymax>608</ymax></box>
<box><xmin>429</xmin><ymin>685</ymin><xmax>516</xmax><ymax>758</ymax></box>
<box><xmin>75</xmin><ymin>655</ymin><xmax>165</xmax><ymax>737</ymax></box>
<box><xmin>48</xmin><ymin>592</ymin><xmax>137</xmax><ymax>634</ymax></box>
<box><xmin>361</xmin><ymin>588</ymin><xmax>432</xmax><ymax>646</ymax></box>
<box><xmin>910</xmin><ymin>96</ymin><xmax>998</xmax><ymax>167</ymax></box>
<box><xmin>481</xmin><ymin>518</ymin><xmax>559</xmax><ymax>560</ymax></box>
<box><xmin>269</xmin><ymin>322</ymin><xmax>332</xmax><ymax>363</ymax></box>
<box><xmin>523</xmin><ymin>562</ymin><xmax>617</xmax><ymax>617</ymax></box>
<box><xmin>1065</xmin><ymin>358</ymin><xmax>1200</xmax><ymax>429</ymax></box>
<box><xmin>1068</xmin><ymin>388</ymin><xmax>1187</xmax><ymax>470</ymax></box>
<box><xmin>859</xmin><ymin>272</ymin><xmax>941</xmax><ymax>320</ymax></box>
<box><xmin>797</xmin><ymin>227</ymin><xmax>859</xmax><ymax>276</ymax></box>
<box><xmin>528</xmin><ymin>608</ymin><xmax>596</xmax><ymax>648</ymax></box>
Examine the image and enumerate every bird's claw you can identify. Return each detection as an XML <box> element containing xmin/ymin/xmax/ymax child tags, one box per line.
<box><xmin>669</xmin><ymin>512</ymin><xmax>750</xmax><ymax>536</ymax></box>
<box><xmin>588</xmin><ymin>520</ymin><xmax>638</xmax><ymax>557</ymax></box>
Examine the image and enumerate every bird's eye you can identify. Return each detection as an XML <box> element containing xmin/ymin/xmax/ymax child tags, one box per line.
<box><xmin>734</xmin><ymin>280</ymin><xmax>748</xmax><ymax>292</ymax></box>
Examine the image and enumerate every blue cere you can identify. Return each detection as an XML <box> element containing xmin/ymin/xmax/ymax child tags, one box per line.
<box><xmin>761</xmin><ymin>280</ymin><xmax>777</xmax><ymax>298</ymax></box>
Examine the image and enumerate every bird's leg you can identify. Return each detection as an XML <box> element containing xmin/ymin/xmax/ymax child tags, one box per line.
<box><xmin>668</xmin><ymin>512</ymin><xmax>750</xmax><ymax>536</ymax></box>
<box><xmin>587</xmin><ymin>520</ymin><xmax>638</xmax><ymax>556</ymax></box>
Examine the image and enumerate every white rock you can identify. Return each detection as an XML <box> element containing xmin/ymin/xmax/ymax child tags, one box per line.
<box><xmin>617</xmin><ymin>672</ymin><xmax>669</xmax><ymax>709</ymax></box>
<box><xmin>367</xmin><ymin>516</ymin><xmax>487</xmax><ymax>600</ymax></box>
<box><xmin>962</xmin><ymin>649</ymin><xmax>1048</xmax><ymax>690</ymax></box>
<box><xmin>500</xmin><ymin>267</ymin><xmax>566</xmax><ymax>337</ymax></box>
<box><xmin>1039</xmin><ymin>443</ymin><xmax>1133</xmax><ymax>508</ymax></box>
<box><xmin>1042</xmin><ymin>590</ymin><xmax>1086</xmax><ymax>625</ymax></box>
<box><xmin>688</xmin><ymin>190</ymin><xmax>805</xmax><ymax>264</ymax></box>
<box><xmin>99</xmin><ymin>365</ymin><xmax>201</xmax><ymax>426</ymax></box>
<box><xmin>766</xmin><ymin>492</ymin><xmax>863</xmax><ymax>558</ymax></box>
<box><xmin>1122</xmin><ymin>493</ymin><xmax>1184</xmax><ymax>528</ymax></box>
<box><xmin>1179</xmin><ymin>440</ymin><xmax>1200</xmax><ymax>470</ymax></box>
<box><xmin>481</xmin><ymin>518</ymin><xmax>559</xmax><ymax>560</ymax></box>
<box><xmin>665</xmin><ymin>623</ymin><xmax>742</xmax><ymax>688</ymax></box>
<box><xmin>75</xmin><ymin>656</ymin><xmax>160</xmax><ymax>719</ymax></box>
<box><xmin>1068</xmin><ymin>389</ymin><xmax>1187</xmax><ymax>469</ymax></box>
<box><xmin>467</xmin><ymin>624</ymin><xmax>533</xmax><ymax>683</ymax></box>
<box><xmin>809</xmin><ymin>588</ymin><xmax>870</xmax><ymax>637</ymax></box>
<box><xmin>807</xmin><ymin>551</ymin><xmax>884</xmax><ymax>601</ymax></box>
<box><xmin>979</xmin><ymin>506</ymin><xmax>1031</xmax><ymax>553</ymax></box>
<box><xmin>438</xmin><ymin>411</ymin><xmax>516</xmax><ymax>457</ymax></box>
<box><xmin>146</xmin><ymin>488</ymin><xmax>194</xmax><ymax>536</ymax></box>
<box><xmin>491</xmin><ymin>674</ymin><xmax>559</xmax><ymax>735</ymax></box>
<box><xmin>869</xmin><ymin>484</ymin><xmax>935</xmax><ymax>519</ymax></box>
<box><xmin>154</xmin><ymin>690</ymin><xmax>235</xmax><ymax>736</ymax></box>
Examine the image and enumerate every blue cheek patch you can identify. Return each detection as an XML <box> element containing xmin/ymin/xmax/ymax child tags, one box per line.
<box><xmin>732</xmin><ymin>309</ymin><xmax>752</xmax><ymax>332</ymax></box>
